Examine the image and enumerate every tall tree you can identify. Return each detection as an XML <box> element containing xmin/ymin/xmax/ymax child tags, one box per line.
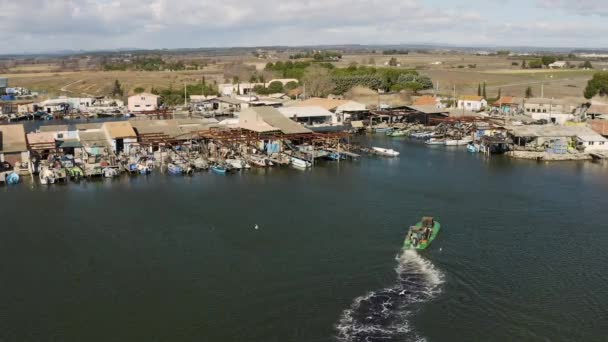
<box><xmin>525</xmin><ymin>86</ymin><xmax>533</xmax><ymax>98</ymax></box>
<box><xmin>521</xmin><ymin>60</ymin><xmax>527</xmax><ymax>69</ymax></box>
<box><xmin>497</xmin><ymin>88</ymin><xmax>502</xmax><ymax>99</ymax></box>
<box><xmin>584</xmin><ymin>71</ymin><xmax>608</xmax><ymax>99</ymax></box>
<box><xmin>111</xmin><ymin>80</ymin><xmax>123</xmax><ymax>97</ymax></box>
<box><xmin>477</xmin><ymin>83</ymin><xmax>481</xmax><ymax>96</ymax></box>
<box><xmin>302</xmin><ymin>65</ymin><xmax>335</xmax><ymax>97</ymax></box>
<box><xmin>482</xmin><ymin>82</ymin><xmax>487</xmax><ymax>99</ymax></box>
<box><xmin>541</xmin><ymin>55</ymin><xmax>557</xmax><ymax>67</ymax></box>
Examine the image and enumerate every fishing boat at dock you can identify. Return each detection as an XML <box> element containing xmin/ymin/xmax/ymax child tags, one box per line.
<box><xmin>39</xmin><ymin>167</ymin><xmax>55</xmax><ymax>185</ymax></box>
<box><xmin>167</xmin><ymin>163</ymin><xmax>183</xmax><ymax>175</ymax></box>
<box><xmin>444</xmin><ymin>137</ymin><xmax>473</xmax><ymax>146</ymax></box>
<box><xmin>211</xmin><ymin>165</ymin><xmax>228</xmax><ymax>174</ymax></box>
<box><xmin>404</xmin><ymin>217</ymin><xmax>441</xmax><ymax>250</ymax></box>
<box><xmin>425</xmin><ymin>138</ymin><xmax>445</xmax><ymax>145</ymax></box>
<box><xmin>467</xmin><ymin>142</ymin><xmax>480</xmax><ymax>153</ymax></box>
<box><xmin>290</xmin><ymin>156</ymin><xmax>312</xmax><ymax>169</ymax></box>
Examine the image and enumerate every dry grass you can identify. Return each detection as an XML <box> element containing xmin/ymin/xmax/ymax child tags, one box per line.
<box><xmin>6</xmin><ymin>68</ymin><xmax>226</xmax><ymax>98</ymax></box>
<box><xmin>5</xmin><ymin>53</ymin><xmax>602</xmax><ymax>101</ymax></box>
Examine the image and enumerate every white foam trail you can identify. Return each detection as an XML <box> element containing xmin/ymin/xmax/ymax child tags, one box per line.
<box><xmin>336</xmin><ymin>249</ymin><xmax>444</xmax><ymax>341</ymax></box>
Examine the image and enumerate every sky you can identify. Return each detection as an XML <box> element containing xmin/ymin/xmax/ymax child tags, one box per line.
<box><xmin>0</xmin><ymin>0</ymin><xmax>606</xmax><ymax>54</ymax></box>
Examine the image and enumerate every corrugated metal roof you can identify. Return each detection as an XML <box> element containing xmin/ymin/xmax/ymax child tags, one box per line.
<box><xmin>26</xmin><ymin>132</ymin><xmax>55</xmax><ymax>144</ymax></box>
<box><xmin>0</xmin><ymin>124</ymin><xmax>27</xmax><ymax>153</ymax></box>
<box><xmin>251</xmin><ymin>107</ymin><xmax>311</xmax><ymax>134</ymax></box>
<box><xmin>407</xmin><ymin>105</ymin><xmax>449</xmax><ymax>115</ymax></box>
<box><xmin>279</xmin><ymin>106</ymin><xmax>333</xmax><ymax>118</ymax></box>
<box><xmin>39</xmin><ymin>125</ymin><xmax>69</xmax><ymax>132</ymax></box>
<box><xmin>130</xmin><ymin>119</ymin><xmax>182</xmax><ymax>138</ymax></box>
<box><xmin>79</xmin><ymin>131</ymin><xmax>110</xmax><ymax>149</ymax></box>
<box><xmin>103</xmin><ymin>121</ymin><xmax>136</xmax><ymax>139</ymax></box>
<box><xmin>76</xmin><ymin>123</ymin><xmax>104</xmax><ymax>130</ymax></box>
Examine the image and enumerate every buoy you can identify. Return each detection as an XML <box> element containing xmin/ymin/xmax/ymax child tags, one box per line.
<box><xmin>254</xmin><ymin>224</ymin><xmax>259</xmax><ymax>230</ymax></box>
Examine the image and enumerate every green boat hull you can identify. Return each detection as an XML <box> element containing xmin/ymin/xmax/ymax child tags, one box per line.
<box><xmin>403</xmin><ymin>221</ymin><xmax>441</xmax><ymax>250</ymax></box>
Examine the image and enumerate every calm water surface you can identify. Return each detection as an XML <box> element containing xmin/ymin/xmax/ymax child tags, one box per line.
<box><xmin>1</xmin><ymin>135</ymin><xmax>607</xmax><ymax>341</ymax></box>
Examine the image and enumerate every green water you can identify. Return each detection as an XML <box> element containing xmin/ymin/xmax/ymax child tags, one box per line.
<box><xmin>1</xmin><ymin>136</ymin><xmax>607</xmax><ymax>341</ymax></box>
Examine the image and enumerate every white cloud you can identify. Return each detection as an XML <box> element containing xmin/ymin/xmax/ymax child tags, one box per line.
<box><xmin>537</xmin><ymin>0</ymin><xmax>608</xmax><ymax>16</ymax></box>
<box><xmin>0</xmin><ymin>0</ymin><xmax>604</xmax><ymax>53</ymax></box>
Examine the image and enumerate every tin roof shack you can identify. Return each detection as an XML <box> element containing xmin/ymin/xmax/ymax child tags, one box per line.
<box><xmin>240</xmin><ymin>107</ymin><xmax>312</xmax><ymax>135</ymax></box>
<box><xmin>290</xmin><ymin>98</ymin><xmax>367</xmax><ymax>122</ymax></box>
<box><xmin>75</xmin><ymin>122</ymin><xmax>111</xmax><ymax>156</ymax></box>
<box><xmin>279</xmin><ymin>106</ymin><xmax>337</xmax><ymax>126</ymax></box>
<box><xmin>508</xmin><ymin>125</ymin><xmax>602</xmax><ymax>152</ymax></box>
<box><xmin>102</xmin><ymin>121</ymin><xmax>137</xmax><ymax>154</ymax></box>
<box><xmin>0</xmin><ymin>124</ymin><xmax>29</xmax><ymax>166</ymax></box>
<box><xmin>404</xmin><ymin>105</ymin><xmax>450</xmax><ymax>125</ymax></box>
<box><xmin>194</xmin><ymin>97</ymin><xmax>247</xmax><ymax>114</ymax></box>
<box><xmin>522</xmin><ymin>98</ymin><xmax>578</xmax><ymax>124</ymax></box>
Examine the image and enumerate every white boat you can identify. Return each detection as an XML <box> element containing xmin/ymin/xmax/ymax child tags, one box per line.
<box><xmin>372</xmin><ymin>147</ymin><xmax>400</xmax><ymax>157</ymax></box>
<box><xmin>290</xmin><ymin>156</ymin><xmax>312</xmax><ymax>169</ymax></box>
<box><xmin>103</xmin><ymin>167</ymin><xmax>119</xmax><ymax>178</ymax></box>
<box><xmin>425</xmin><ymin>138</ymin><xmax>445</xmax><ymax>145</ymax></box>
<box><xmin>226</xmin><ymin>159</ymin><xmax>247</xmax><ymax>170</ymax></box>
<box><xmin>444</xmin><ymin>137</ymin><xmax>473</xmax><ymax>146</ymax></box>
<box><xmin>193</xmin><ymin>158</ymin><xmax>209</xmax><ymax>170</ymax></box>
<box><xmin>249</xmin><ymin>155</ymin><xmax>269</xmax><ymax>167</ymax></box>
<box><xmin>39</xmin><ymin>167</ymin><xmax>55</xmax><ymax>185</ymax></box>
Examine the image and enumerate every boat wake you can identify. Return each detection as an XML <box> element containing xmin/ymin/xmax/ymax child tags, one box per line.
<box><xmin>336</xmin><ymin>249</ymin><xmax>444</xmax><ymax>341</ymax></box>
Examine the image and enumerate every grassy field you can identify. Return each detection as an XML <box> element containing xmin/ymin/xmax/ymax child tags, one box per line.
<box><xmin>3</xmin><ymin>53</ymin><xmax>600</xmax><ymax>101</ymax></box>
<box><xmin>4</xmin><ymin>68</ymin><xmax>226</xmax><ymax>98</ymax></box>
<box><xmin>339</xmin><ymin>53</ymin><xmax>598</xmax><ymax>100</ymax></box>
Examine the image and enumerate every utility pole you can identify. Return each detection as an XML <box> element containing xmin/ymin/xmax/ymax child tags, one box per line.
<box><xmin>184</xmin><ymin>83</ymin><xmax>187</xmax><ymax>107</ymax></box>
<box><xmin>453</xmin><ymin>84</ymin><xmax>456</xmax><ymax>109</ymax></box>
<box><xmin>541</xmin><ymin>83</ymin><xmax>544</xmax><ymax>98</ymax></box>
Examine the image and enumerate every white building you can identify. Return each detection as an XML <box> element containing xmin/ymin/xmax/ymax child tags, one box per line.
<box><xmin>457</xmin><ymin>96</ymin><xmax>487</xmax><ymax>112</ymax></box>
<box><xmin>128</xmin><ymin>93</ymin><xmax>160</xmax><ymax>112</ymax></box>
<box><xmin>278</xmin><ymin>106</ymin><xmax>337</xmax><ymax>126</ymax></box>
<box><xmin>576</xmin><ymin>133</ymin><xmax>608</xmax><ymax>152</ymax></box>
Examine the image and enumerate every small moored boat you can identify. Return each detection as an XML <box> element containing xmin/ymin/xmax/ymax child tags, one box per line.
<box><xmin>6</xmin><ymin>172</ymin><xmax>19</xmax><ymax>185</ymax></box>
<box><xmin>444</xmin><ymin>137</ymin><xmax>473</xmax><ymax>146</ymax></box>
<box><xmin>425</xmin><ymin>138</ymin><xmax>445</xmax><ymax>145</ymax></box>
<box><xmin>372</xmin><ymin>147</ymin><xmax>400</xmax><ymax>157</ymax></box>
<box><xmin>167</xmin><ymin>163</ymin><xmax>183</xmax><ymax>175</ymax></box>
<box><xmin>211</xmin><ymin>165</ymin><xmax>228</xmax><ymax>174</ymax></box>
<box><xmin>39</xmin><ymin>167</ymin><xmax>55</xmax><ymax>185</ymax></box>
<box><xmin>103</xmin><ymin>167</ymin><xmax>119</xmax><ymax>178</ymax></box>
<box><xmin>290</xmin><ymin>156</ymin><xmax>312</xmax><ymax>169</ymax></box>
<box><xmin>467</xmin><ymin>142</ymin><xmax>480</xmax><ymax>153</ymax></box>
<box><xmin>404</xmin><ymin>217</ymin><xmax>441</xmax><ymax>250</ymax></box>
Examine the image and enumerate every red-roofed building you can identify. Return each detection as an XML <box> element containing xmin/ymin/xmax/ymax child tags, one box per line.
<box><xmin>492</xmin><ymin>96</ymin><xmax>521</xmax><ymax>115</ymax></box>
<box><xmin>413</xmin><ymin>95</ymin><xmax>439</xmax><ymax>106</ymax></box>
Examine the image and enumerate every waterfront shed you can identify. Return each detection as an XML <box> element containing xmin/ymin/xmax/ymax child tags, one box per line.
<box><xmin>0</xmin><ymin>124</ymin><xmax>29</xmax><ymax>165</ymax></box>
<box><xmin>278</xmin><ymin>106</ymin><xmax>337</xmax><ymax>126</ymax></box>
<box><xmin>102</xmin><ymin>121</ymin><xmax>137</xmax><ymax>154</ymax></box>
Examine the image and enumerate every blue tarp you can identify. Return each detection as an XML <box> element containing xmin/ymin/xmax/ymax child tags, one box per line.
<box><xmin>265</xmin><ymin>143</ymin><xmax>280</xmax><ymax>154</ymax></box>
